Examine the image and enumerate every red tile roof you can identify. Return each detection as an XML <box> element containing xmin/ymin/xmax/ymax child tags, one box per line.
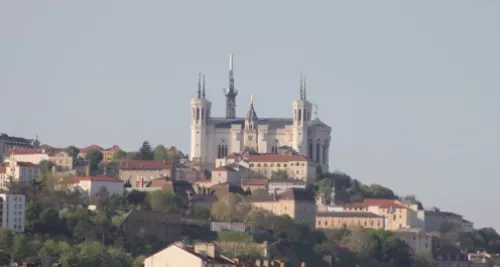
<box><xmin>6</xmin><ymin>148</ymin><xmax>46</xmax><ymax>156</ymax></box>
<box><xmin>119</xmin><ymin>160</ymin><xmax>173</xmax><ymax>170</ymax></box>
<box><xmin>0</xmin><ymin>167</ymin><xmax>5</xmax><ymax>174</ymax></box>
<box><xmin>16</xmin><ymin>161</ymin><xmax>39</xmax><ymax>168</ymax></box>
<box><xmin>213</xmin><ymin>165</ymin><xmax>237</xmax><ymax>172</ymax></box>
<box><xmin>343</xmin><ymin>198</ymin><xmax>406</xmax><ymax>209</ymax></box>
<box><xmin>103</xmin><ymin>145</ymin><xmax>120</xmax><ymax>152</ymax></box>
<box><xmin>242</xmin><ymin>179</ymin><xmax>268</xmax><ymax>186</ymax></box>
<box><xmin>73</xmin><ymin>176</ymin><xmax>123</xmax><ymax>184</ymax></box>
<box><xmin>227</xmin><ymin>153</ymin><xmax>308</xmax><ymax>162</ymax></box>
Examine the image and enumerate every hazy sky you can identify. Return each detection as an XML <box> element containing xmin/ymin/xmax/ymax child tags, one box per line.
<box><xmin>1</xmin><ymin>1</ymin><xmax>499</xmax><ymax>229</ymax></box>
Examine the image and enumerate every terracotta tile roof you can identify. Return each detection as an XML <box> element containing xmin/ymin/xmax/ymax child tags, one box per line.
<box><xmin>80</xmin><ymin>144</ymin><xmax>103</xmax><ymax>153</ymax></box>
<box><xmin>0</xmin><ymin>167</ymin><xmax>5</xmax><ymax>174</ymax></box>
<box><xmin>242</xmin><ymin>179</ymin><xmax>268</xmax><ymax>186</ymax></box>
<box><xmin>316</xmin><ymin>211</ymin><xmax>383</xmax><ymax>218</ymax></box>
<box><xmin>227</xmin><ymin>153</ymin><xmax>308</xmax><ymax>162</ymax></box>
<box><xmin>73</xmin><ymin>176</ymin><xmax>123</xmax><ymax>184</ymax></box>
<box><xmin>6</xmin><ymin>148</ymin><xmax>46</xmax><ymax>156</ymax></box>
<box><xmin>213</xmin><ymin>165</ymin><xmax>237</xmax><ymax>172</ymax></box>
<box><xmin>16</xmin><ymin>161</ymin><xmax>39</xmax><ymax>168</ymax></box>
<box><xmin>119</xmin><ymin>160</ymin><xmax>173</xmax><ymax>170</ymax></box>
<box><xmin>103</xmin><ymin>145</ymin><xmax>120</xmax><ymax>152</ymax></box>
<box><xmin>246</xmin><ymin>188</ymin><xmax>315</xmax><ymax>202</ymax></box>
<box><xmin>343</xmin><ymin>198</ymin><xmax>406</xmax><ymax>209</ymax></box>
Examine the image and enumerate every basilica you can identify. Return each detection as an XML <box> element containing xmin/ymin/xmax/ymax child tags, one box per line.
<box><xmin>190</xmin><ymin>54</ymin><xmax>332</xmax><ymax>172</ymax></box>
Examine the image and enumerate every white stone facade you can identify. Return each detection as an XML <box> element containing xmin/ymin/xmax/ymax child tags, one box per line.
<box><xmin>0</xmin><ymin>193</ymin><xmax>26</xmax><ymax>232</ymax></box>
<box><xmin>189</xmin><ymin>59</ymin><xmax>332</xmax><ymax>172</ymax></box>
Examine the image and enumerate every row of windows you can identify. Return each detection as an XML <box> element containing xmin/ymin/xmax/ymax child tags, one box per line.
<box><xmin>317</xmin><ymin>219</ymin><xmax>382</xmax><ymax>228</ymax></box>
<box><xmin>250</xmin><ymin>162</ymin><xmax>306</xmax><ymax>167</ymax></box>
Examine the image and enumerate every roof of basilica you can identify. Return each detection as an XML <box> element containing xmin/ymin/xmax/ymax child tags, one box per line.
<box><xmin>209</xmin><ymin>117</ymin><xmax>294</xmax><ymax>129</ymax></box>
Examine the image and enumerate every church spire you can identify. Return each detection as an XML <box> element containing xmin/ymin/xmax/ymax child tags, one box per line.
<box><xmin>202</xmin><ymin>74</ymin><xmax>206</xmax><ymax>98</ymax></box>
<box><xmin>197</xmin><ymin>73</ymin><xmax>202</xmax><ymax>99</ymax></box>
<box><xmin>299</xmin><ymin>73</ymin><xmax>304</xmax><ymax>100</ymax></box>
<box><xmin>303</xmin><ymin>73</ymin><xmax>307</xmax><ymax>101</ymax></box>
<box><xmin>224</xmin><ymin>53</ymin><xmax>238</xmax><ymax>119</ymax></box>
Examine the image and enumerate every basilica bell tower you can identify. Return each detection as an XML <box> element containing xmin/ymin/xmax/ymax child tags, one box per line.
<box><xmin>223</xmin><ymin>53</ymin><xmax>237</xmax><ymax>119</ymax></box>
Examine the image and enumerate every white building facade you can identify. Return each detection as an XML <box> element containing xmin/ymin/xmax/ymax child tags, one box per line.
<box><xmin>0</xmin><ymin>160</ymin><xmax>41</xmax><ymax>189</ymax></box>
<box><xmin>190</xmin><ymin>55</ymin><xmax>332</xmax><ymax>172</ymax></box>
<box><xmin>72</xmin><ymin>176</ymin><xmax>124</xmax><ymax>199</ymax></box>
<box><xmin>0</xmin><ymin>193</ymin><xmax>26</xmax><ymax>232</ymax></box>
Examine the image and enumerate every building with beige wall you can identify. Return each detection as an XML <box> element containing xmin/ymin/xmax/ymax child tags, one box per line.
<box><xmin>144</xmin><ymin>242</ymin><xmax>236</xmax><ymax>267</ymax></box>
<box><xmin>343</xmin><ymin>198</ymin><xmax>420</xmax><ymax>231</ymax></box>
<box><xmin>316</xmin><ymin>211</ymin><xmax>385</xmax><ymax>230</ymax></box>
<box><xmin>246</xmin><ymin>188</ymin><xmax>316</xmax><ymax>227</ymax></box>
<box><xmin>118</xmin><ymin>159</ymin><xmax>175</xmax><ymax>187</ymax></box>
<box><xmin>268</xmin><ymin>179</ymin><xmax>307</xmax><ymax>194</ymax></box>
<box><xmin>4</xmin><ymin>148</ymin><xmax>49</xmax><ymax>165</ymax></box>
<box><xmin>218</xmin><ymin>153</ymin><xmax>317</xmax><ymax>183</ymax></box>
<box><xmin>48</xmin><ymin>150</ymin><xmax>73</xmax><ymax>172</ymax></box>
<box><xmin>211</xmin><ymin>165</ymin><xmax>240</xmax><ymax>186</ymax></box>
<box><xmin>241</xmin><ymin>178</ymin><xmax>268</xmax><ymax>193</ymax></box>
<box><xmin>0</xmin><ymin>160</ymin><xmax>40</xmax><ymax>189</ymax></box>
<box><xmin>393</xmin><ymin>231</ymin><xmax>434</xmax><ymax>254</ymax></box>
<box><xmin>78</xmin><ymin>144</ymin><xmax>120</xmax><ymax>162</ymax></box>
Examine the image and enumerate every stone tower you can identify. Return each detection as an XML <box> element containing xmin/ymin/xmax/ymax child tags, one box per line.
<box><xmin>190</xmin><ymin>73</ymin><xmax>211</xmax><ymax>162</ymax></box>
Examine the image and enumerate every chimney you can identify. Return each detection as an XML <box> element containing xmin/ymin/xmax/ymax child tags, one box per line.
<box><xmin>139</xmin><ymin>177</ymin><xmax>144</xmax><ymax>188</ymax></box>
<box><xmin>301</xmin><ymin>262</ymin><xmax>306</xmax><ymax>267</ymax></box>
<box><xmin>85</xmin><ymin>165</ymin><xmax>90</xmax><ymax>177</ymax></box>
<box><xmin>194</xmin><ymin>243</ymin><xmax>216</xmax><ymax>258</ymax></box>
<box><xmin>273</xmin><ymin>188</ymin><xmax>278</xmax><ymax>201</ymax></box>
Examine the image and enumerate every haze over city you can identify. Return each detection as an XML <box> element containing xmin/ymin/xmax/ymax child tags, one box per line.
<box><xmin>1</xmin><ymin>0</ymin><xmax>499</xmax><ymax>232</ymax></box>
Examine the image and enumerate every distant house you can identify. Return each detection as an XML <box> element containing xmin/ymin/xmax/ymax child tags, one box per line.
<box><xmin>4</xmin><ymin>148</ymin><xmax>49</xmax><ymax>165</ymax></box>
<box><xmin>77</xmin><ymin>144</ymin><xmax>120</xmax><ymax>162</ymax></box>
<box><xmin>71</xmin><ymin>176</ymin><xmax>124</xmax><ymax>199</ymax></box>
<box><xmin>143</xmin><ymin>243</ymin><xmax>236</xmax><ymax>267</ymax></box>
<box><xmin>0</xmin><ymin>133</ymin><xmax>38</xmax><ymax>160</ymax></box>
<box><xmin>118</xmin><ymin>159</ymin><xmax>176</xmax><ymax>187</ymax></box>
<box><xmin>0</xmin><ymin>160</ymin><xmax>40</xmax><ymax>189</ymax></box>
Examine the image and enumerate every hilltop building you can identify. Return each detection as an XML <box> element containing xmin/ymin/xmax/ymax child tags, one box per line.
<box><xmin>189</xmin><ymin>54</ymin><xmax>332</xmax><ymax>172</ymax></box>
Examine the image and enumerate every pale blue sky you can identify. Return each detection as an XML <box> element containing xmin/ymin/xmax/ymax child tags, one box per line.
<box><xmin>1</xmin><ymin>1</ymin><xmax>499</xmax><ymax>229</ymax></box>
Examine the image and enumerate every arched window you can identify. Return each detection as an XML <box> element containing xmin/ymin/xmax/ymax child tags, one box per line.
<box><xmin>196</xmin><ymin>107</ymin><xmax>200</xmax><ymax>121</ymax></box>
<box><xmin>298</xmin><ymin>109</ymin><xmax>302</xmax><ymax>121</ymax></box>
<box><xmin>201</xmin><ymin>108</ymin><xmax>205</xmax><ymax>120</ymax></box>
<box><xmin>217</xmin><ymin>144</ymin><xmax>228</xmax><ymax>158</ymax></box>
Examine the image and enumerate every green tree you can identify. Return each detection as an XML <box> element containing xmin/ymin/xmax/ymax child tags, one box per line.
<box><xmin>11</xmin><ymin>234</ymin><xmax>34</xmax><ymax>263</ymax></box>
<box><xmin>413</xmin><ymin>248</ymin><xmax>437</xmax><ymax>267</ymax></box>
<box><xmin>270</xmin><ymin>170</ymin><xmax>289</xmax><ymax>180</ymax></box>
<box><xmin>65</xmin><ymin>146</ymin><xmax>80</xmax><ymax>159</ymax></box>
<box><xmin>147</xmin><ymin>191</ymin><xmax>183</xmax><ymax>212</ymax></box>
<box><xmin>136</xmin><ymin>141</ymin><xmax>153</xmax><ymax>160</ymax></box>
<box><xmin>85</xmin><ymin>149</ymin><xmax>103</xmax><ymax>172</ymax></box>
<box><xmin>0</xmin><ymin>229</ymin><xmax>14</xmax><ymax>254</ymax></box>
<box><xmin>153</xmin><ymin>145</ymin><xmax>169</xmax><ymax>160</ymax></box>
<box><xmin>113</xmin><ymin>149</ymin><xmax>128</xmax><ymax>161</ymax></box>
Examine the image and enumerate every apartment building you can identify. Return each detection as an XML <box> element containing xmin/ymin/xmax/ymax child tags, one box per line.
<box><xmin>268</xmin><ymin>179</ymin><xmax>307</xmax><ymax>194</ymax></box>
<box><xmin>217</xmin><ymin>153</ymin><xmax>317</xmax><ymax>183</ymax></box>
<box><xmin>0</xmin><ymin>160</ymin><xmax>40</xmax><ymax>189</ymax></box>
<box><xmin>4</xmin><ymin>148</ymin><xmax>49</xmax><ymax>165</ymax></box>
<box><xmin>0</xmin><ymin>193</ymin><xmax>26</xmax><ymax>232</ymax></box>
<box><xmin>72</xmin><ymin>176</ymin><xmax>124</xmax><ymax>199</ymax></box>
<box><xmin>118</xmin><ymin>160</ymin><xmax>176</xmax><ymax>187</ymax></box>
<box><xmin>0</xmin><ymin>133</ymin><xmax>38</xmax><ymax>161</ymax></box>
<box><xmin>343</xmin><ymin>198</ymin><xmax>420</xmax><ymax>230</ymax></box>
<box><xmin>143</xmin><ymin>243</ymin><xmax>236</xmax><ymax>267</ymax></box>
<box><xmin>246</xmin><ymin>188</ymin><xmax>316</xmax><ymax>227</ymax></box>
<box><xmin>316</xmin><ymin>211</ymin><xmax>385</xmax><ymax>230</ymax></box>
<box><xmin>78</xmin><ymin>144</ymin><xmax>120</xmax><ymax>162</ymax></box>
<box><xmin>392</xmin><ymin>230</ymin><xmax>434</xmax><ymax>254</ymax></box>
<box><xmin>48</xmin><ymin>150</ymin><xmax>73</xmax><ymax>171</ymax></box>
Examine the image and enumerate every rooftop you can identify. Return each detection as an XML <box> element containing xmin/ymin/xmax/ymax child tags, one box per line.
<box><xmin>316</xmin><ymin>211</ymin><xmax>383</xmax><ymax>218</ymax></box>
<box><xmin>73</xmin><ymin>176</ymin><xmax>123</xmax><ymax>183</ymax></box>
<box><xmin>227</xmin><ymin>153</ymin><xmax>309</xmax><ymax>162</ymax></box>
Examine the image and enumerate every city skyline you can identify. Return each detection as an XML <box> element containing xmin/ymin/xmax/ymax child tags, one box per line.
<box><xmin>1</xmin><ymin>0</ymin><xmax>499</xmax><ymax>231</ymax></box>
